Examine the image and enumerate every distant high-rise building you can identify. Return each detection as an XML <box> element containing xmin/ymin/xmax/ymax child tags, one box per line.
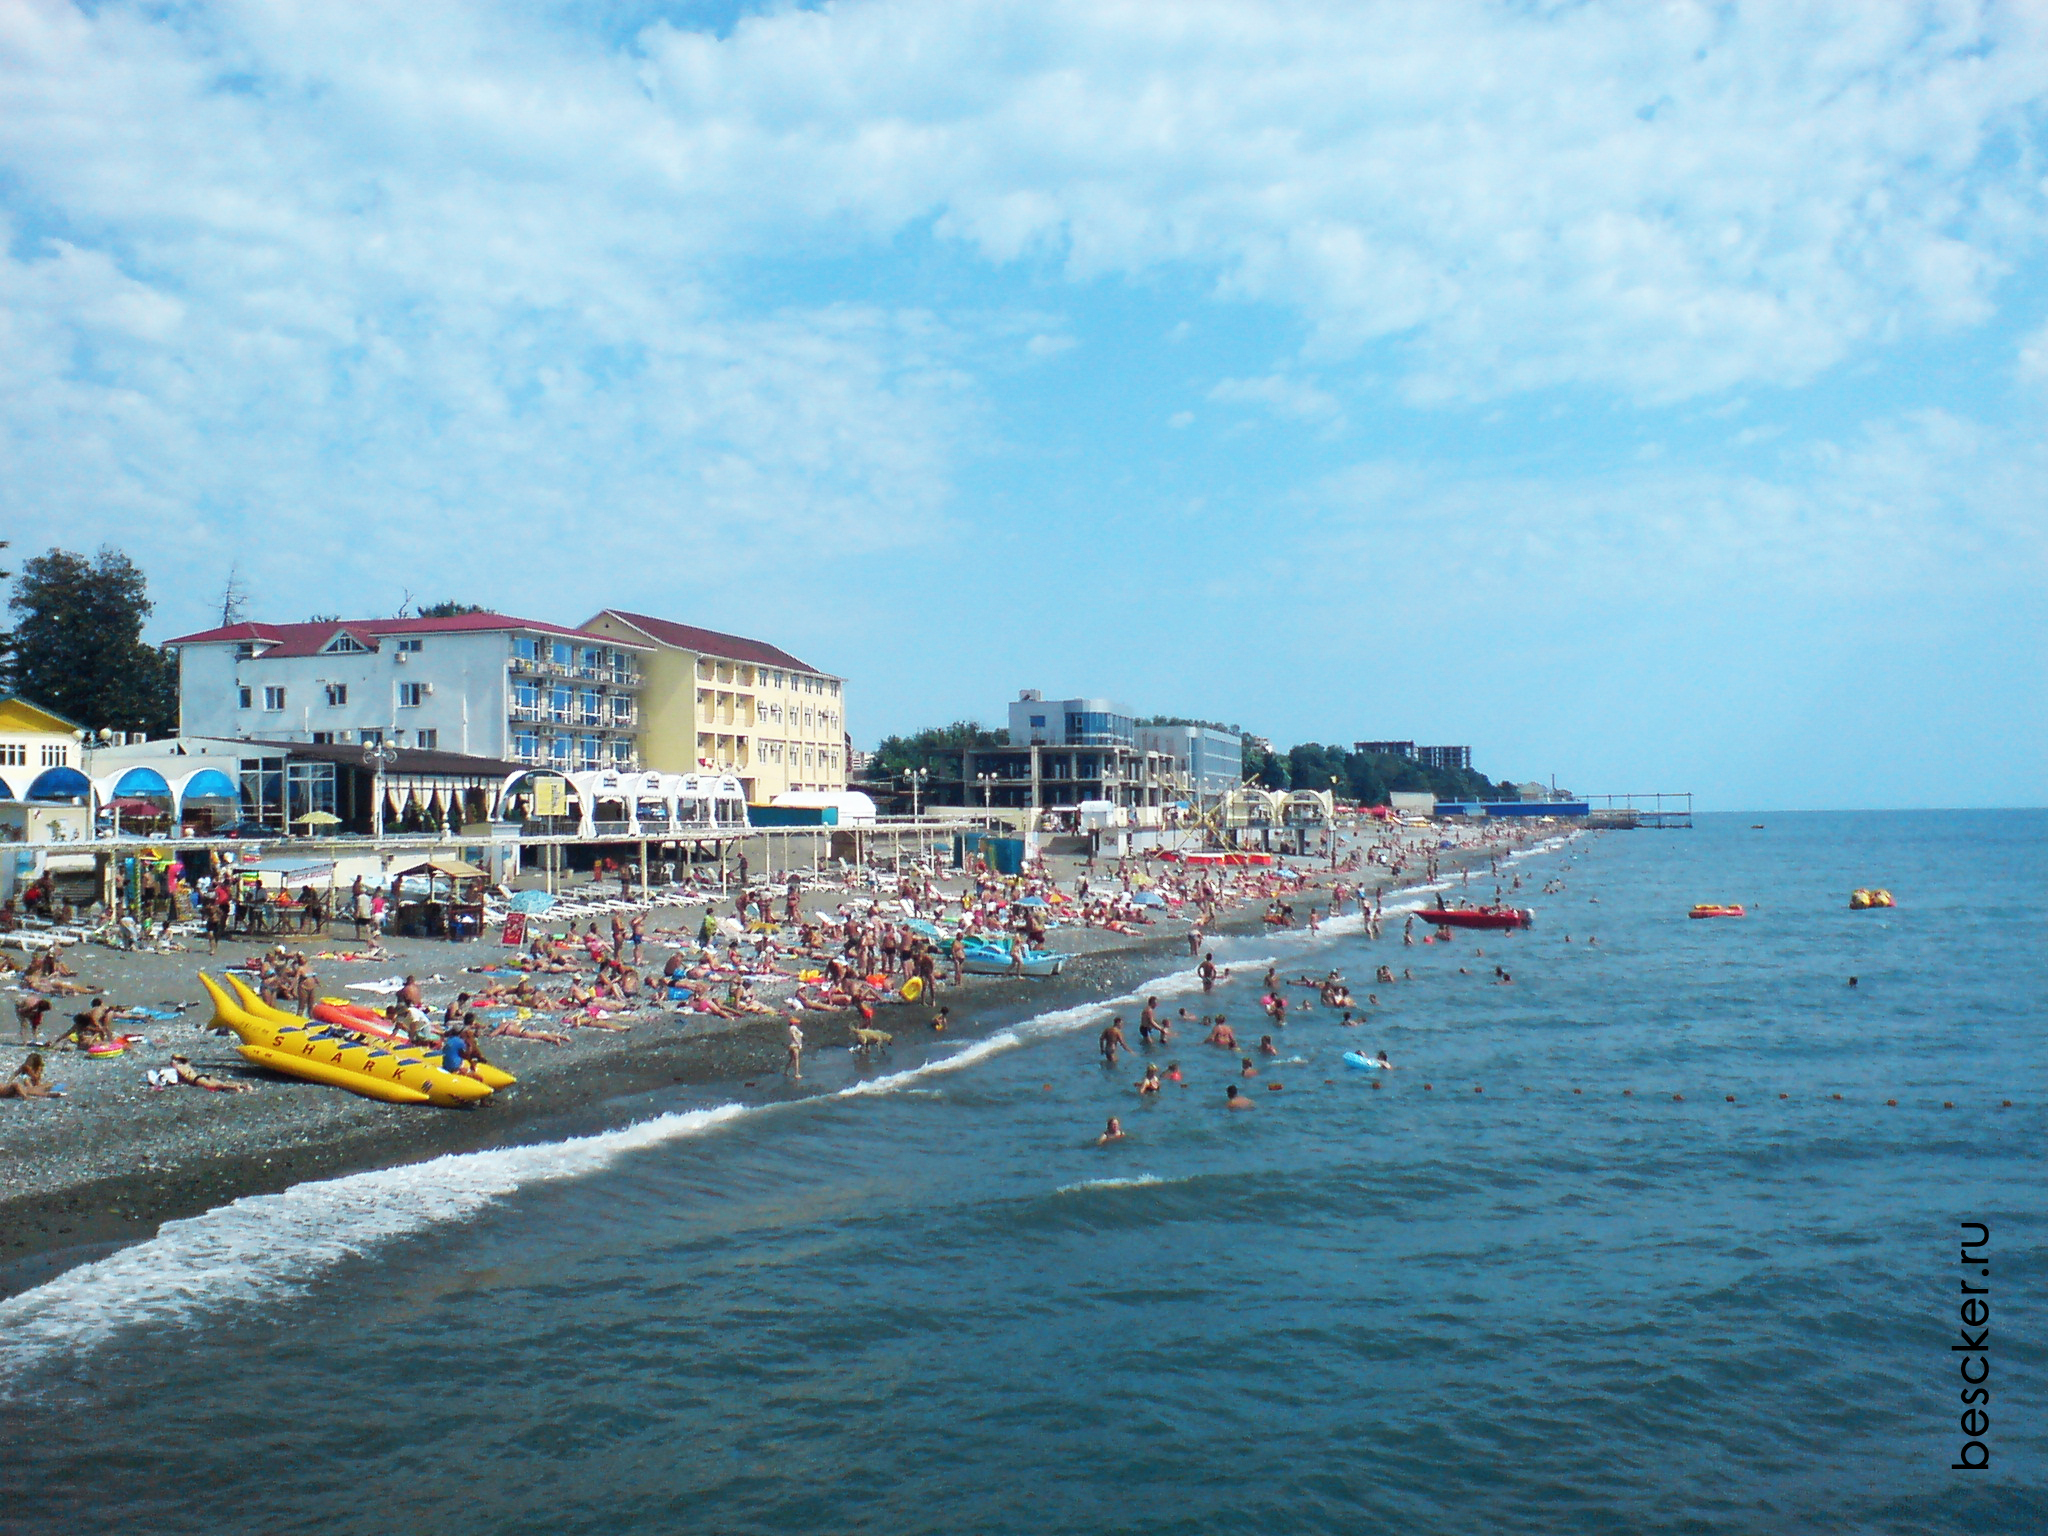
<box><xmin>1416</xmin><ymin>745</ymin><xmax>1472</xmax><ymax>771</ymax></box>
<box><xmin>1354</xmin><ymin>740</ymin><xmax>1416</xmax><ymax>759</ymax></box>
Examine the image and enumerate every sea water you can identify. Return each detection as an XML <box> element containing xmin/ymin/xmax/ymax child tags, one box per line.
<box><xmin>4</xmin><ymin>811</ymin><xmax>2042</xmax><ymax>1533</ymax></box>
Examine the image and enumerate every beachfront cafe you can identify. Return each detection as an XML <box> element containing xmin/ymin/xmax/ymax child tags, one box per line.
<box><xmin>387</xmin><ymin>856</ymin><xmax>490</xmax><ymax>940</ymax></box>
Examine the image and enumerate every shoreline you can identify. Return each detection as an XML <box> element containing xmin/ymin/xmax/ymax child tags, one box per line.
<box><xmin>0</xmin><ymin>829</ymin><xmax>1553</xmax><ymax>1296</ymax></box>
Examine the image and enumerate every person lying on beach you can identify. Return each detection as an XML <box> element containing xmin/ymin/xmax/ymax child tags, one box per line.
<box><xmin>0</xmin><ymin>1053</ymin><xmax>56</xmax><ymax>1099</ymax></box>
<box><xmin>23</xmin><ymin>955</ymin><xmax>88</xmax><ymax>997</ymax></box>
<box><xmin>166</xmin><ymin>1054</ymin><xmax>255</xmax><ymax>1093</ymax></box>
<box><xmin>488</xmin><ymin>1016</ymin><xmax>571</xmax><ymax>1044</ymax></box>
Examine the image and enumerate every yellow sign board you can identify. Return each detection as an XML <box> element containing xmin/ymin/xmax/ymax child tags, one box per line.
<box><xmin>531</xmin><ymin>776</ymin><xmax>568</xmax><ymax>817</ymax></box>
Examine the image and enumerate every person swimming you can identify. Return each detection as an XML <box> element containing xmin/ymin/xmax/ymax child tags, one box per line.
<box><xmin>1097</xmin><ymin>1116</ymin><xmax>1126</xmax><ymax>1144</ymax></box>
<box><xmin>1224</xmin><ymin>1085</ymin><xmax>1253</xmax><ymax>1110</ymax></box>
<box><xmin>1258</xmin><ymin>1034</ymin><xmax>1278</xmax><ymax>1056</ymax></box>
<box><xmin>1239</xmin><ymin>1057</ymin><xmax>1259</xmax><ymax>1078</ymax></box>
<box><xmin>1137</xmin><ymin>1064</ymin><xmax>1162</xmax><ymax>1096</ymax></box>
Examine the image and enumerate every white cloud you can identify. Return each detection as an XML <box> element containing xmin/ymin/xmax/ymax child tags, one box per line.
<box><xmin>1168</xmin><ymin>410</ymin><xmax>1194</xmax><ymax>429</ymax></box>
<box><xmin>1209</xmin><ymin>372</ymin><xmax>1343</xmax><ymax>424</ymax></box>
<box><xmin>1</xmin><ymin>0</ymin><xmax>2046</xmax><ymax>640</ymax></box>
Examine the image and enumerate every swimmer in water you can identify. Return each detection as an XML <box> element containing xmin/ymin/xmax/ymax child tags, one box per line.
<box><xmin>1137</xmin><ymin>1063</ymin><xmax>1162</xmax><ymax>1095</ymax></box>
<box><xmin>1375</xmin><ymin>1049</ymin><xmax>1392</xmax><ymax>1068</ymax></box>
<box><xmin>1338</xmin><ymin>1010</ymin><xmax>1356</xmax><ymax>1027</ymax></box>
<box><xmin>1258</xmin><ymin>1034</ymin><xmax>1279</xmax><ymax>1056</ymax></box>
<box><xmin>1225</xmin><ymin>1084</ymin><xmax>1253</xmax><ymax>1110</ymax></box>
<box><xmin>1098</xmin><ymin>1116</ymin><xmax>1126</xmax><ymax>1144</ymax></box>
<box><xmin>1240</xmin><ymin>1056</ymin><xmax>1259</xmax><ymax>1078</ymax></box>
<box><xmin>1165</xmin><ymin>1062</ymin><xmax>1183</xmax><ymax>1083</ymax></box>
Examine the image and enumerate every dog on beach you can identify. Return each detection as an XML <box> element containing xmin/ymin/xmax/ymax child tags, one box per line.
<box><xmin>849</xmin><ymin>1024</ymin><xmax>892</xmax><ymax>1053</ymax></box>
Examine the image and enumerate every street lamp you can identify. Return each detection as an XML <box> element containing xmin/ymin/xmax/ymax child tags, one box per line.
<box><xmin>363</xmin><ymin>739</ymin><xmax>399</xmax><ymax>841</ymax></box>
<box><xmin>975</xmin><ymin>771</ymin><xmax>996</xmax><ymax>812</ymax></box>
<box><xmin>903</xmin><ymin>766</ymin><xmax>929</xmax><ymax>818</ymax></box>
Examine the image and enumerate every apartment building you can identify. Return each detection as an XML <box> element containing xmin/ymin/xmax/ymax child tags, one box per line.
<box><xmin>579</xmin><ymin>611</ymin><xmax>846</xmax><ymax>803</ymax></box>
<box><xmin>164</xmin><ymin>613</ymin><xmax>652</xmax><ymax>774</ymax></box>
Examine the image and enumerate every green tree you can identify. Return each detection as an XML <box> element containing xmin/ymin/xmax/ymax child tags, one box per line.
<box><xmin>1243</xmin><ymin>738</ymin><xmax>1289</xmax><ymax>788</ymax></box>
<box><xmin>416</xmin><ymin>601</ymin><xmax>487</xmax><ymax>618</ymax></box>
<box><xmin>8</xmin><ymin>546</ymin><xmax>178</xmax><ymax>735</ymax></box>
<box><xmin>865</xmin><ymin>720</ymin><xmax>1009</xmax><ymax>781</ymax></box>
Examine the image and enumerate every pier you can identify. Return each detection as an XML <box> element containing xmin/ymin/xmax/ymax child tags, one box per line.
<box><xmin>1584</xmin><ymin>792</ymin><xmax>1693</xmax><ymax>829</ymax></box>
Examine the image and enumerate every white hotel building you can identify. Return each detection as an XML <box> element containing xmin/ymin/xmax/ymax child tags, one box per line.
<box><xmin>165</xmin><ymin>613</ymin><xmax>652</xmax><ymax>774</ymax></box>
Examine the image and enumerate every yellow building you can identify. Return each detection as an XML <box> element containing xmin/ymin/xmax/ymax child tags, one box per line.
<box><xmin>0</xmin><ymin>693</ymin><xmax>86</xmax><ymax>799</ymax></box>
<box><xmin>578</xmin><ymin>611</ymin><xmax>846</xmax><ymax>803</ymax></box>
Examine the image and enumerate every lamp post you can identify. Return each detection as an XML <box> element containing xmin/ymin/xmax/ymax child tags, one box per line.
<box><xmin>904</xmin><ymin>766</ymin><xmax>928</xmax><ymax>818</ymax></box>
<box><xmin>363</xmin><ymin>739</ymin><xmax>398</xmax><ymax>842</ymax></box>
<box><xmin>1330</xmin><ymin>775</ymin><xmax>1341</xmax><ymax>868</ymax></box>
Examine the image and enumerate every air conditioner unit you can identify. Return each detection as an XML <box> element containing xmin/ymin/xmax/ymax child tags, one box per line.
<box><xmin>339</xmin><ymin>730</ymin><xmax>355</xmax><ymax>743</ymax></box>
<box><xmin>421</xmin><ymin>682</ymin><xmax>434</xmax><ymax>696</ymax></box>
<box><xmin>395</xmin><ymin>652</ymin><xmax>410</xmax><ymax>664</ymax></box>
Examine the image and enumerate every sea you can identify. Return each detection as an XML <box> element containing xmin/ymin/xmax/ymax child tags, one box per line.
<box><xmin>3</xmin><ymin>810</ymin><xmax>2041</xmax><ymax>1534</ymax></box>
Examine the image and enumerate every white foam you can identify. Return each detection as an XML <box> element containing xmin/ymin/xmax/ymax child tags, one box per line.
<box><xmin>1054</xmin><ymin>1173</ymin><xmax>1170</xmax><ymax>1194</ymax></box>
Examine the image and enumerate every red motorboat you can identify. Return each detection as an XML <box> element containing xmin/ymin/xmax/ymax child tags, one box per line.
<box><xmin>1417</xmin><ymin>905</ymin><xmax>1533</xmax><ymax>931</ymax></box>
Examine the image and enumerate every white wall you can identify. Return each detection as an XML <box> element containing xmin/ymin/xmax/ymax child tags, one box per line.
<box><xmin>179</xmin><ymin>632</ymin><xmax>512</xmax><ymax>756</ymax></box>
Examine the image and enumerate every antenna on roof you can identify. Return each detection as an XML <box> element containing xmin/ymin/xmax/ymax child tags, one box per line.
<box><xmin>218</xmin><ymin>565</ymin><xmax>249</xmax><ymax>627</ymax></box>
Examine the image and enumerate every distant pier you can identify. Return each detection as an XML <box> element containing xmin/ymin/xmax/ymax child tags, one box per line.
<box><xmin>1585</xmin><ymin>793</ymin><xmax>1692</xmax><ymax>829</ymax></box>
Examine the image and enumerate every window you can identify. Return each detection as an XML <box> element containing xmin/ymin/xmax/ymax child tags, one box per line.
<box><xmin>41</xmin><ymin>744</ymin><xmax>68</xmax><ymax>767</ymax></box>
<box><xmin>551</xmin><ymin>642</ymin><xmax>572</xmax><ymax>665</ymax></box>
<box><xmin>324</xmin><ymin>633</ymin><xmax>367</xmax><ymax>654</ymax></box>
<box><xmin>415</xmin><ymin>729</ymin><xmax>438</xmax><ymax>749</ymax></box>
<box><xmin>238</xmin><ymin>687</ymin><xmax>253</xmax><ymax>710</ymax></box>
<box><xmin>513</xmin><ymin>636</ymin><xmax>541</xmax><ymax>661</ymax></box>
<box><xmin>324</xmin><ymin>684</ymin><xmax>347</xmax><ymax>707</ymax></box>
<box><xmin>0</xmin><ymin>744</ymin><xmax>23</xmax><ymax>766</ymax></box>
<box><xmin>514</xmin><ymin>731</ymin><xmax>540</xmax><ymax>759</ymax></box>
<box><xmin>263</xmin><ymin>687</ymin><xmax>287</xmax><ymax>711</ymax></box>
<box><xmin>395</xmin><ymin>638</ymin><xmax>423</xmax><ymax>654</ymax></box>
<box><xmin>311</xmin><ymin>732</ymin><xmax>335</xmax><ymax>745</ymax></box>
<box><xmin>233</xmin><ymin>642</ymin><xmax>258</xmax><ymax>660</ymax></box>
<box><xmin>360</xmin><ymin>729</ymin><xmax>384</xmax><ymax>745</ymax></box>
<box><xmin>397</xmin><ymin>682</ymin><xmax>425</xmax><ymax>707</ymax></box>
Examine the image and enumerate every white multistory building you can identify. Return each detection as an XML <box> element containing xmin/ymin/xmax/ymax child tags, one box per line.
<box><xmin>164</xmin><ymin>613</ymin><xmax>652</xmax><ymax>773</ymax></box>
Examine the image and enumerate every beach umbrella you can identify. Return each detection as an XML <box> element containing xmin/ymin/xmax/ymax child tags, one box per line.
<box><xmin>295</xmin><ymin>810</ymin><xmax>343</xmax><ymax>827</ymax></box>
<box><xmin>108</xmin><ymin>797</ymin><xmax>166</xmax><ymax>815</ymax></box>
<box><xmin>1016</xmin><ymin>895</ymin><xmax>1050</xmax><ymax>908</ymax></box>
<box><xmin>508</xmin><ymin>890</ymin><xmax>557</xmax><ymax>915</ymax></box>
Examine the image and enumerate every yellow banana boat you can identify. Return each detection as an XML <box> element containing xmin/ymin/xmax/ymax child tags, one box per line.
<box><xmin>200</xmin><ymin>973</ymin><xmax>492</xmax><ymax>1107</ymax></box>
<box><xmin>226</xmin><ymin>975</ymin><xmax>515</xmax><ymax>1091</ymax></box>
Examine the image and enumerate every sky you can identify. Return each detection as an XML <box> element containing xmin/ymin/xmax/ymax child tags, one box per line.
<box><xmin>2</xmin><ymin>0</ymin><xmax>2044</xmax><ymax>811</ymax></box>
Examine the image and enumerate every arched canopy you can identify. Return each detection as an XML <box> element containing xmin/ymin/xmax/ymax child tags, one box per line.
<box><xmin>27</xmin><ymin>765</ymin><xmax>91</xmax><ymax>801</ymax></box>
<box><xmin>0</xmin><ymin>774</ymin><xmax>14</xmax><ymax>801</ymax></box>
<box><xmin>177</xmin><ymin>768</ymin><xmax>240</xmax><ymax>802</ymax></box>
<box><xmin>112</xmin><ymin>766</ymin><xmax>172</xmax><ymax>797</ymax></box>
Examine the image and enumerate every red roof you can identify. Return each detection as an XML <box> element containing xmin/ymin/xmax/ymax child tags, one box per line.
<box><xmin>164</xmin><ymin>613</ymin><xmax>652</xmax><ymax>658</ymax></box>
<box><xmin>588</xmin><ymin>610</ymin><xmax>826</xmax><ymax>675</ymax></box>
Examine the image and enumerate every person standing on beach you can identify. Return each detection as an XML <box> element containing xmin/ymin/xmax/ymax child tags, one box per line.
<box><xmin>785</xmin><ymin>1017</ymin><xmax>804</xmax><ymax>1078</ymax></box>
<box><xmin>1199</xmin><ymin>953</ymin><xmax>1219</xmax><ymax>993</ymax></box>
<box><xmin>14</xmin><ymin>997</ymin><xmax>49</xmax><ymax>1046</ymax></box>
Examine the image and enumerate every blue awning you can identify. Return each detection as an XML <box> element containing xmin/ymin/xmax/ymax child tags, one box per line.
<box><xmin>27</xmin><ymin>765</ymin><xmax>91</xmax><ymax>801</ymax></box>
<box><xmin>0</xmin><ymin>774</ymin><xmax>14</xmax><ymax>802</ymax></box>
<box><xmin>112</xmin><ymin>766</ymin><xmax>173</xmax><ymax>797</ymax></box>
<box><xmin>179</xmin><ymin>768</ymin><xmax>240</xmax><ymax>802</ymax></box>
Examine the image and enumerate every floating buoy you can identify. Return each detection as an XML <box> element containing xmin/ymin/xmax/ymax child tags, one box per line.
<box><xmin>1886</xmin><ymin>1099</ymin><xmax>1897</xmax><ymax>1107</ymax></box>
<box><xmin>1572</xmin><ymin>1087</ymin><xmax>1582</xmax><ymax>1094</ymax></box>
<box><xmin>1672</xmin><ymin>1093</ymin><xmax>1684</xmax><ymax>1101</ymax></box>
<box><xmin>1370</xmin><ymin>1079</ymin><xmax>1380</xmax><ymax>1089</ymax></box>
<box><xmin>2002</xmin><ymin>1100</ymin><xmax>2011</xmax><ymax>1108</ymax></box>
<box><xmin>1424</xmin><ymin>1082</ymin><xmax>1433</xmax><ymax>1090</ymax></box>
<box><xmin>1832</xmin><ymin>1093</ymin><xmax>1843</xmax><ymax>1100</ymax></box>
<box><xmin>1725</xmin><ymin>1095</ymin><xmax>1736</xmax><ymax>1102</ymax></box>
<box><xmin>1474</xmin><ymin>1086</ymin><xmax>1483</xmax><ymax>1094</ymax></box>
<box><xmin>1779</xmin><ymin>1093</ymin><xmax>1788</xmax><ymax>1099</ymax></box>
<box><xmin>1943</xmin><ymin>1101</ymin><xmax>1953</xmax><ymax>1109</ymax></box>
<box><xmin>1267</xmin><ymin>1082</ymin><xmax>1282</xmax><ymax>1092</ymax></box>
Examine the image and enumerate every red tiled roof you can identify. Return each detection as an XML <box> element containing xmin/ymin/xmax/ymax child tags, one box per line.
<box><xmin>164</xmin><ymin>613</ymin><xmax>653</xmax><ymax>658</ymax></box>
<box><xmin>587</xmin><ymin>610</ymin><xmax>827</xmax><ymax>675</ymax></box>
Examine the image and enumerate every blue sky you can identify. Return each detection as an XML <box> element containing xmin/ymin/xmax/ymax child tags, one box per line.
<box><xmin>2</xmin><ymin>0</ymin><xmax>2044</xmax><ymax>810</ymax></box>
